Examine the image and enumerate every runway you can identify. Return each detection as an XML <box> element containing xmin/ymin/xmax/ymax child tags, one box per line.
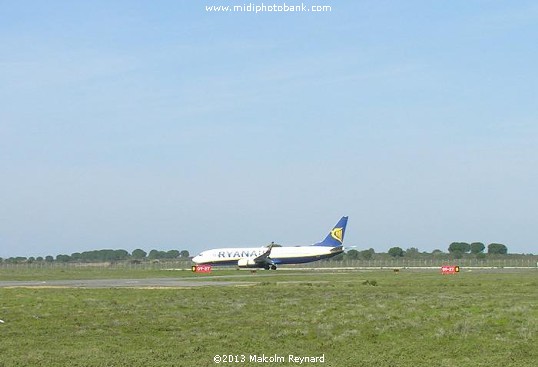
<box><xmin>0</xmin><ymin>278</ymin><xmax>255</xmax><ymax>289</ymax></box>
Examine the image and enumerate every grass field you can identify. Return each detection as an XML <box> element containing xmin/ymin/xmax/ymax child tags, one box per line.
<box><xmin>0</xmin><ymin>269</ymin><xmax>536</xmax><ymax>366</ymax></box>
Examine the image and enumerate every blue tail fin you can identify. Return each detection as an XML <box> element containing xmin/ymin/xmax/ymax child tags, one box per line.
<box><xmin>314</xmin><ymin>216</ymin><xmax>348</xmax><ymax>247</ymax></box>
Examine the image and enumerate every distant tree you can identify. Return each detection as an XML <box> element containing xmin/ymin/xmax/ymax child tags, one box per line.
<box><xmin>488</xmin><ymin>243</ymin><xmax>508</xmax><ymax>255</ymax></box>
<box><xmin>180</xmin><ymin>250</ymin><xmax>190</xmax><ymax>258</ymax></box>
<box><xmin>346</xmin><ymin>249</ymin><xmax>360</xmax><ymax>260</ymax></box>
<box><xmin>132</xmin><ymin>249</ymin><xmax>147</xmax><ymax>259</ymax></box>
<box><xmin>45</xmin><ymin>255</ymin><xmax>54</xmax><ymax>262</ymax></box>
<box><xmin>331</xmin><ymin>253</ymin><xmax>344</xmax><ymax>261</ymax></box>
<box><xmin>470</xmin><ymin>242</ymin><xmax>485</xmax><ymax>254</ymax></box>
<box><xmin>71</xmin><ymin>253</ymin><xmax>82</xmax><ymax>262</ymax></box>
<box><xmin>476</xmin><ymin>252</ymin><xmax>486</xmax><ymax>260</ymax></box>
<box><xmin>360</xmin><ymin>248</ymin><xmax>375</xmax><ymax>260</ymax></box>
<box><xmin>76</xmin><ymin>249</ymin><xmax>130</xmax><ymax>262</ymax></box>
<box><xmin>28</xmin><ymin>257</ymin><xmax>35</xmax><ymax>263</ymax></box>
<box><xmin>36</xmin><ymin>256</ymin><xmax>44</xmax><ymax>262</ymax></box>
<box><xmin>56</xmin><ymin>254</ymin><xmax>71</xmax><ymax>262</ymax></box>
<box><xmin>452</xmin><ymin>250</ymin><xmax>464</xmax><ymax>259</ymax></box>
<box><xmin>448</xmin><ymin>242</ymin><xmax>471</xmax><ymax>254</ymax></box>
<box><xmin>388</xmin><ymin>247</ymin><xmax>404</xmax><ymax>257</ymax></box>
<box><xmin>166</xmin><ymin>250</ymin><xmax>180</xmax><ymax>259</ymax></box>
<box><xmin>148</xmin><ymin>249</ymin><xmax>166</xmax><ymax>259</ymax></box>
<box><xmin>405</xmin><ymin>247</ymin><xmax>420</xmax><ymax>258</ymax></box>
<box><xmin>432</xmin><ymin>249</ymin><xmax>443</xmax><ymax>254</ymax></box>
<box><xmin>114</xmin><ymin>249</ymin><xmax>129</xmax><ymax>260</ymax></box>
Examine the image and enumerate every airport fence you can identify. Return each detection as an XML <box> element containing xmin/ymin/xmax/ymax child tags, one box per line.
<box><xmin>297</xmin><ymin>257</ymin><xmax>538</xmax><ymax>269</ymax></box>
<box><xmin>0</xmin><ymin>260</ymin><xmax>194</xmax><ymax>271</ymax></box>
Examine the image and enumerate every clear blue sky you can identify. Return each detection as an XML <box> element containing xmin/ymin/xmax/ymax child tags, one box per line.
<box><xmin>1</xmin><ymin>1</ymin><xmax>537</xmax><ymax>258</ymax></box>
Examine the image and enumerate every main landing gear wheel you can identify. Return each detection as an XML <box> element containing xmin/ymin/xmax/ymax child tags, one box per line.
<box><xmin>271</xmin><ymin>265</ymin><xmax>277</xmax><ymax>270</ymax></box>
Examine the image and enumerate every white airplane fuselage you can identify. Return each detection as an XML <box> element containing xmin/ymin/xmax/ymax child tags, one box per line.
<box><xmin>192</xmin><ymin>245</ymin><xmax>342</xmax><ymax>266</ymax></box>
<box><xmin>192</xmin><ymin>216</ymin><xmax>348</xmax><ymax>269</ymax></box>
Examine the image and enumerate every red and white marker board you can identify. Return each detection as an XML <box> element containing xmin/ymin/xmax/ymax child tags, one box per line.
<box><xmin>441</xmin><ymin>265</ymin><xmax>460</xmax><ymax>274</ymax></box>
<box><xmin>192</xmin><ymin>264</ymin><xmax>212</xmax><ymax>273</ymax></box>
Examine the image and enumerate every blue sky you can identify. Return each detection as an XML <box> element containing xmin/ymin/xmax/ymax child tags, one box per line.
<box><xmin>1</xmin><ymin>1</ymin><xmax>537</xmax><ymax>258</ymax></box>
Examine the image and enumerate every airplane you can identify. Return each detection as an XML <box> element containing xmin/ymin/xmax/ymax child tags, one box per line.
<box><xmin>192</xmin><ymin>216</ymin><xmax>348</xmax><ymax>270</ymax></box>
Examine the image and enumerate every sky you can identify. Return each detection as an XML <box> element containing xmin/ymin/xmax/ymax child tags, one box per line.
<box><xmin>1</xmin><ymin>1</ymin><xmax>537</xmax><ymax>258</ymax></box>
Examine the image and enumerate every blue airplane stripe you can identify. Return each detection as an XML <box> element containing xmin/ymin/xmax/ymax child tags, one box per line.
<box><xmin>271</xmin><ymin>253</ymin><xmax>340</xmax><ymax>264</ymax></box>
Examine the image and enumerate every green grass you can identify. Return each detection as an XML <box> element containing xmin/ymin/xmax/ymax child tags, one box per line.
<box><xmin>0</xmin><ymin>270</ymin><xmax>536</xmax><ymax>366</ymax></box>
<box><xmin>0</xmin><ymin>265</ymin><xmax>190</xmax><ymax>281</ymax></box>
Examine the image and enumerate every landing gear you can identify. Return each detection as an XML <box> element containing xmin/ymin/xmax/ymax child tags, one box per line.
<box><xmin>271</xmin><ymin>265</ymin><xmax>277</xmax><ymax>270</ymax></box>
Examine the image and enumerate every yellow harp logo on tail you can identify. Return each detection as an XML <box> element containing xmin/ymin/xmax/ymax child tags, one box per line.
<box><xmin>331</xmin><ymin>227</ymin><xmax>343</xmax><ymax>243</ymax></box>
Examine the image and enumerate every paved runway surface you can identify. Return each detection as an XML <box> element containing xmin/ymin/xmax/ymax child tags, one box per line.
<box><xmin>0</xmin><ymin>278</ymin><xmax>254</xmax><ymax>288</ymax></box>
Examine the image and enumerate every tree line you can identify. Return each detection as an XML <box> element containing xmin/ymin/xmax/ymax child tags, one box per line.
<box><xmin>0</xmin><ymin>241</ymin><xmax>521</xmax><ymax>264</ymax></box>
<box><xmin>385</xmin><ymin>242</ymin><xmax>508</xmax><ymax>258</ymax></box>
<box><xmin>334</xmin><ymin>242</ymin><xmax>513</xmax><ymax>261</ymax></box>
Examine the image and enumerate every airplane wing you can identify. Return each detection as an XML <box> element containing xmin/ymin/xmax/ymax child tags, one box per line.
<box><xmin>237</xmin><ymin>244</ymin><xmax>277</xmax><ymax>269</ymax></box>
<box><xmin>252</xmin><ymin>244</ymin><xmax>274</xmax><ymax>264</ymax></box>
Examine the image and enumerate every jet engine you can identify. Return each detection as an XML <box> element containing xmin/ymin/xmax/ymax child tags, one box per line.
<box><xmin>237</xmin><ymin>258</ymin><xmax>258</xmax><ymax>268</ymax></box>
